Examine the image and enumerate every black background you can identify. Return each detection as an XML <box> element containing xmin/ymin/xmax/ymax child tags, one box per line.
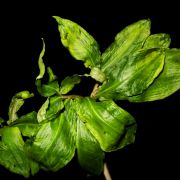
<box><xmin>0</xmin><ymin>1</ymin><xmax>180</xmax><ymax>180</ymax></box>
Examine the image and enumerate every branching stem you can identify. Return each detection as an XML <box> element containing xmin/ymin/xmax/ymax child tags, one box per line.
<box><xmin>60</xmin><ymin>94</ymin><xmax>83</xmax><ymax>99</ymax></box>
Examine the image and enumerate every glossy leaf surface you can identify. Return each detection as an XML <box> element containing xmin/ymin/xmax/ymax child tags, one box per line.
<box><xmin>74</xmin><ymin>98</ymin><xmax>136</xmax><ymax>152</ymax></box>
<box><xmin>77</xmin><ymin>118</ymin><xmax>105</xmax><ymax>175</ymax></box>
<box><xmin>101</xmin><ymin>19</ymin><xmax>150</xmax><ymax>73</ymax></box>
<box><xmin>30</xmin><ymin>100</ymin><xmax>76</xmax><ymax>171</ymax></box>
<box><xmin>97</xmin><ymin>49</ymin><xmax>165</xmax><ymax>99</ymax></box>
<box><xmin>0</xmin><ymin>127</ymin><xmax>33</xmax><ymax>177</ymax></box>
<box><xmin>128</xmin><ymin>49</ymin><xmax>180</xmax><ymax>101</ymax></box>
<box><xmin>53</xmin><ymin>16</ymin><xmax>101</xmax><ymax>68</ymax></box>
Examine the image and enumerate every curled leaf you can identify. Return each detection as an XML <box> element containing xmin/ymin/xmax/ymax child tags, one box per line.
<box><xmin>36</xmin><ymin>38</ymin><xmax>45</xmax><ymax>80</ymax></box>
<box><xmin>59</xmin><ymin>74</ymin><xmax>81</xmax><ymax>94</ymax></box>
<box><xmin>8</xmin><ymin>91</ymin><xmax>34</xmax><ymax>124</ymax></box>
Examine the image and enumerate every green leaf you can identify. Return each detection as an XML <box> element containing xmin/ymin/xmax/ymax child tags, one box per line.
<box><xmin>37</xmin><ymin>98</ymin><xmax>49</xmax><ymax>123</ymax></box>
<box><xmin>8</xmin><ymin>91</ymin><xmax>34</xmax><ymax>124</ymax></box>
<box><xmin>36</xmin><ymin>38</ymin><xmax>45</xmax><ymax>80</ymax></box>
<box><xmin>0</xmin><ymin>127</ymin><xmax>31</xmax><ymax>177</ymax></box>
<box><xmin>101</xmin><ymin>19</ymin><xmax>151</xmax><ymax>74</ymax></box>
<box><xmin>59</xmin><ymin>75</ymin><xmax>81</xmax><ymax>94</ymax></box>
<box><xmin>10</xmin><ymin>111</ymin><xmax>39</xmax><ymax>137</ymax></box>
<box><xmin>143</xmin><ymin>33</ymin><xmax>171</xmax><ymax>49</ymax></box>
<box><xmin>0</xmin><ymin>117</ymin><xmax>4</xmax><ymax>125</ymax></box>
<box><xmin>74</xmin><ymin>98</ymin><xmax>136</xmax><ymax>152</ymax></box>
<box><xmin>47</xmin><ymin>67</ymin><xmax>57</xmax><ymax>82</ymax></box>
<box><xmin>97</xmin><ymin>49</ymin><xmax>165</xmax><ymax>100</ymax></box>
<box><xmin>36</xmin><ymin>80</ymin><xmax>59</xmax><ymax>97</ymax></box>
<box><xmin>37</xmin><ymin>96</ymin><xmax>64</xmax><ymax>122</ymax></box>
<box><xmin>128</xmin><ymin>49</ymin><xmax>180</xmax><ymax>102</ymax></box>
<box><xmin>46</xmin><ymin>95</ymin><xmax>64</xmax><ymax>119</ymax></box>
<box><xmin>35</xmin><ymin>39</ymin><xmax>59</xmax><ymax>97</ymax></box>
<box><xmin>30</xmin><ymin>100</ymin><xmax>76</xmax><ymax>171</ymax></box>
<box><xmin>90</xmin><ymin>67</ymin><xmax>106</xmax><ymax>83</ymax></box>
<box><xmin>53</xmin><ymin>16</ymin><xmax>101</xmax><ymax>68</ymax></box>
<box><xmin>77</xmin><ymin>118</ymin><xmax>105</xmax><ymax>175</ymax></box>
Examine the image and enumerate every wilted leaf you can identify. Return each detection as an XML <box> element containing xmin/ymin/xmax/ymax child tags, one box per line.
<box><xmin>53</xmin><ymin>16</ymin><xmax>101</xmax><ymax>68</ymax></box>
<box><xmin>74</xmin><ymin>98</ymin><xmax>136</xmax><ymax>152</ymax></box>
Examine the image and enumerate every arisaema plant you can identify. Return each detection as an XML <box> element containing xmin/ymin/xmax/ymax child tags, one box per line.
<box><xmin>0</xmin><ymin>16</ymin><xmax>179</xmax><ymax>179</ymax></box>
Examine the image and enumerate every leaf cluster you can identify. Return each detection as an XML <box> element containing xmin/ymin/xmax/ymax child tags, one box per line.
<box><xmin>0</xmin><ymin>16</ymin><xmax>179</xmax><ymax>177</ymax></box>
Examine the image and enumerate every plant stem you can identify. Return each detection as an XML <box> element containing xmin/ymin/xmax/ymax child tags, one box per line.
<box><xmin>60</xmin><ymin>94</ymin><xmax>83</xmax><ymax>99</ymax></box>
<box><xmin>103</xmin><ymin>163</ymin><xmax>112</xmax><ymax>180</ymax></box>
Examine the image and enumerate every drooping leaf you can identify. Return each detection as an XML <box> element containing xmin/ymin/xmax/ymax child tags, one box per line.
<box><xmin>77</xmin><ymin>117</ymin><xmax>105</xmax><ymax>175</ymax></box>
<box><xmin>97</xmin><ymin>49</ymin><xmax>165</xmax><ymax>100</ymax></box>
<box><xmin>128</xmin><ymin>49</ymin><xmax>180</xmax><ymax>102</ymax></box>
<box><xmin>36</xmin><ymin>38</ymin><xmax>46</xmax><ymax>80</ymax></box>
<box><xmin>36</xmin><ymin>80</ymin><xmax>59</xmax><ymax>97</ymax></box>
<box><xmin>74</xmin><ymin>98</ymin><xmax>136</xmax><ymax>152</ymax></box>
<box><xmin>101</xmin><ymin>19</ymin><xmax>151</xmax><ymax>74</ymax></box>
<box><xmin>0</xmin><ymin>127</ymin><xmax>31</xmax><ymax>177</ymax></box>
<box><xmin>59</xmin><ymin>74</ymin><xmax>81</xmax><ymax>94</ymax></box>
<box><xmin>143</xmin><ymin>33</ymin><xmax>171</xmax><ymax>49</ymax></box>
<box><xmin>8</xmin><ymin>91</ymin><xmax>34</xmax><ymax>124</ymax></box>
<box><xmin>36</xmin><ymin>40</ymin><xmax>59</xmax><ymax>97</ymax></box>
<box><xmin>10</xmin><ymin>111</ymin><xmax>39</xmax><ymax>137</ymax></box>
<box><xmin>30</xmin><ymin>100</ymin><xmax>76</xmax><ymax>171</ymax></box>
<box><xmin>53</xmin><ymin>16</ymin><xmax>101</xmax><ymax>68</ymax></box>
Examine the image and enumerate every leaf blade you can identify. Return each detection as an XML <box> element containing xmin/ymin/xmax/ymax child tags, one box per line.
<box><xmin>53</xmin><ymin>16</ymin><xmax>101</xmax><ymax>68</ymax></box>
<box><xmin>74</xmin><ymin>98</ymin><xmax>136</xmax><ymax>152</ymax></box>
<box><xmin>0</xmin><ymin>127</ymin><xmax>31</xmax><ymax>177</ymax></box>
<box><xmin>30</xmin><ymin>100</ymin><xmax>76</xmax><ymax>171</ymax></box>
<box><xmin>97</xmin><ymin>49</ymin><xmax>165</xmax><ymax>99</ymax></box>
<box><xmin>77</xmin><ymin>118</ymin><xmax>104</xmax><ymax>175</ymax></box>
<box><xmin>101</xmin><ymin>19</ymin><xmax>151</xmax><ymax>73</ymax></box>
<box><xmin>128</xmin><ymin>48</ymin><xmax>180</xmax><ymax>102</ymax></box>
